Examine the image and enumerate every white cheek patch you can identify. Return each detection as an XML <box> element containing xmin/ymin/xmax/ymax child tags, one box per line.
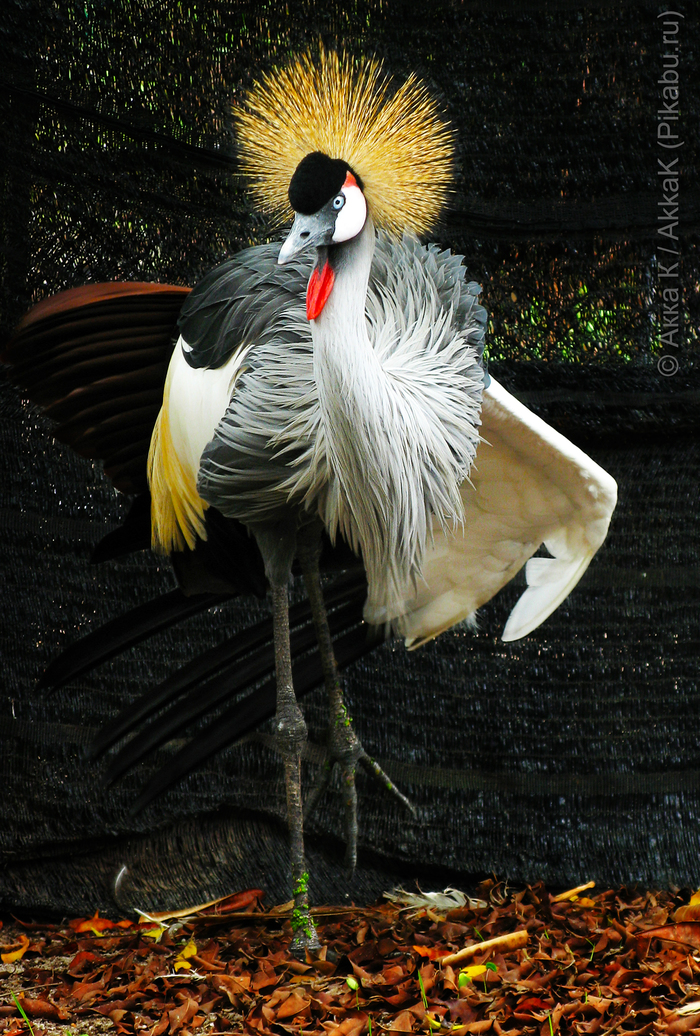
<box><xmin>332</xmin><ymin>184</ymin><xmax>367</xmax><ymax>243</ymax></box>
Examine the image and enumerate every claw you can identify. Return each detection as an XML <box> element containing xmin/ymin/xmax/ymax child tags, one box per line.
<box><xmin>304</xmin><ymin>718</ymin><xmax>414</xmax><ymax>873</ymax></box>
<box><xmin>297</xmin><ymin>524</ymin><xmax>412</xmax><ymax>874</ymax></box>
<box><xmin>358</xmin><ymin>750</ymin><xmax>415</xmax><ymax>816</ymax></box>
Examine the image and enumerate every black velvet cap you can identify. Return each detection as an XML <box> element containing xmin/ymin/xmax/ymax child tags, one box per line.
<box><xmin>288</xmin><ymin>151</ymin><xmax>362</xmax><ymax>214</ymax></box>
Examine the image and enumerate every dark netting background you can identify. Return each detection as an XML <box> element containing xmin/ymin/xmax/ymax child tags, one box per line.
<box><xmin>1</xmin><ymin>0</ymin><xmax>699</xmax><ymax>916</ymax></box>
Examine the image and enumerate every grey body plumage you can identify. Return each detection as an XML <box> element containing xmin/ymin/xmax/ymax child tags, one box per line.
<box><xmin>194</xmin><ymin>226</ymin><xmax>486</xmax><ymax>621</ymax></box>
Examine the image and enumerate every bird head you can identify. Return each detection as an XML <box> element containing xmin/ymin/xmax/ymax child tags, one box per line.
<box><xmin>234</xmin><ymin>47</ymin><xmax>454</xmax><ymax>321</ymax></box>
<box><xmin>234</xmin><ymin>46</ymin><xmax>455</xmax><ymax>241</ymax></box>
<box><xmin>278</xmin><ymin>152</ymin><xmax>368</xmax><ymax>319</ymax></box>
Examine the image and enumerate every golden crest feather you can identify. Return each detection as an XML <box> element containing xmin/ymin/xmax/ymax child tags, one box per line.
<box><xmin>234</xmin><ymin>48</ymin><xmax>455</xmax><ymax>237</ymax></box>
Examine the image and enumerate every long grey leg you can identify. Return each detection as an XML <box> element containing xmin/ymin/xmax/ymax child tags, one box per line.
<box><xmin>253</xmin><ymin>521</ymin><xmax>320</xmax><ymax>956</ymax></box>
<box><xmin>296</xmin><ymin>525</ymin><xmax>413</xmax><ymax>872</ymax></box>
<box><xmin>269</xmin><ymin>581</ymin><xmax>321</xmax><ymax>956</ymax></box>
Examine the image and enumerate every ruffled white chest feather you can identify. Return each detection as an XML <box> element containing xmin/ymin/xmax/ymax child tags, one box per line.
<box><xmin>279</xmin><ymin>223</ymin><xmax>484</xmax><ymax>622</ymax></box>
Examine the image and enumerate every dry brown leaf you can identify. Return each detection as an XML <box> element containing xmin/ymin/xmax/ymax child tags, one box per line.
<box><xmin>673</xmin><ymin>892</ymin><xmax>700</xmax><ymax>923</ymax></box>
<box><xmin>276</xmin><ymin>990</ymin><xmax>311</xmax><ymax>1020</ymax></box>
<box><xmin>637</xmin><ymin>923</ymin><xmax>700</xmax><ymax>951</ymax></box>
<box><xmin>388</xmin><ymin>1009</ymin><xmax>414</xmax><ymax>1031</ymax></box>
<box><xmin>327</xmin><ymin>1016</ymin><xmax>367</xmax><ymax>1036</ymax></box>
<box><xmin>1</xmin><ymin>934</ymin><xmax>30</xmax><ymax>963</ymax></box>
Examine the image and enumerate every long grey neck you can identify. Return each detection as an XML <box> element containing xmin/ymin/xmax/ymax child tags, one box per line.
<box><xmin>302</xmin><ymin>220</ymin><xmax>479</xmax><ymax>628</ymax></box>
<box><xmin>309</xmin><ymin>217</ymin><xmax>428</xmax><ymax>620</ymax></box>
<box><xmin>312</xmin><ymin>216</ymin><xmax>376</xmax><ymax>361</ymax></box>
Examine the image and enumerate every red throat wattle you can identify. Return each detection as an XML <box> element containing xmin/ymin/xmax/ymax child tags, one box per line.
<box><xmin>306</xmin><ymin>260</ymin><xmax>335</xmax><ymax>320</ymax></box>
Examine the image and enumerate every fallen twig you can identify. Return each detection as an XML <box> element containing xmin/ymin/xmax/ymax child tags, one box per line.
<box><xmin>441</xmin><ymin>929</ymin><xmax>529</xmax><ymax>965</ymax></box>
<box><xmin>552</xmin><ymin>881</ymin><xmax>596</xmax><ymax>903</ymax></box>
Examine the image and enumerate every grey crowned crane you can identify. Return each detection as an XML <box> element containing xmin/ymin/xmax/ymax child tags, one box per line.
<box><xmin>3</xmin><ymin>49</ymin><xmax>617</xmax><ymax>953</ymax></box>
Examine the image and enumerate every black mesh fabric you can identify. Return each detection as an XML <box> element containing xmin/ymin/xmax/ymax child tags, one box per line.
<box><xmin>1</xmin><ymin>0</ymin><xmax>699</xmax><ymax>916</ymax></box>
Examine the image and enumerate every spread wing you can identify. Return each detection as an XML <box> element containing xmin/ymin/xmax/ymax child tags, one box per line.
<box><xmin>400</xmin><ymin>377</ymin><xmax>618</xmax><ymax>646</ymax></box>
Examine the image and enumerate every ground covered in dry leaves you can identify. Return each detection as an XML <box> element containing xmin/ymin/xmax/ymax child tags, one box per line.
<box><xmin>2</xmin><ymin>881</ymin><xmax>700</xmax><ymax>1036</ymax></box>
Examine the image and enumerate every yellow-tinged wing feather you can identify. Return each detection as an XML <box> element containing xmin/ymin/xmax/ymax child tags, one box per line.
<box><xmin>148</xmin><ymin>363</ymin><xmax>208</xmax><ymax>555</ymax></box>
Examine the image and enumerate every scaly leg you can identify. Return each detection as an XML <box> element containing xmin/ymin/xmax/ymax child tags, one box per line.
<box><xmin>269</xmin><ymin>582</ymin><xmax>321</xmax><ymax>956</ymax></box>
<box><xmin>296</xmin><ymin>526</ymin><xmax>413</xmax><ymax>872</ymax></box>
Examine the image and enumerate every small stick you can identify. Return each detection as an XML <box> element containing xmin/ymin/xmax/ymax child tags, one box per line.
<box><xmin>552</xmin><ymin>881</ymin><xmax>595</xmax><ymax>903</ymax></box>
<box><xmin>441</xmin><ymin>929</ymin><xmax>528</xmax><ymax>965</ymax></box>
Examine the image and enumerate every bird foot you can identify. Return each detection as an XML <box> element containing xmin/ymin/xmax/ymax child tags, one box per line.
<box><xmin>304</xmin><ymin>701</ymin><xmax>414</xmax><ymax>872</ymax></box>
<box><xmin>289</xmin><ymin>871</ymin><xmax>322</xmax><ymax>959</ymax></box>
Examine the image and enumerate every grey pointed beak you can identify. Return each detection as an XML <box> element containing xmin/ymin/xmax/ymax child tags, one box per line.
<box><xmin>278</xmin><ymin>211</ymin><xmax>334</xmax><ymax>265</ymax></box>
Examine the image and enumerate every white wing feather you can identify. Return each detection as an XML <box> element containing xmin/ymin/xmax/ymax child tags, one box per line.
<box><xmin>399</xmin><ymin>377</ymin><xmax>617</xmax><ymax>646</ymax></box>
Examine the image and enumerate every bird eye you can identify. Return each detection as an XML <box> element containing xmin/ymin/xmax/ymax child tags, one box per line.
<box><xmin>332</xmin><ymin>194</ymin><xmax>345</xmax><ymax>210</ymax></box>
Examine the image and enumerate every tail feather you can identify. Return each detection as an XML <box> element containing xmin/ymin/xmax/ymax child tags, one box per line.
<box><xmin>3</xmin><ymin>283</ymin><xmax>188</xmax><ymax>495</ymax></box>
<box><xmin>39</xmin><ymin>589</ymin><xmax>231</xmax><ymax>692</ymax></box>
<box><xmin>97</xmin><ymin>618</ymin><xmax>277</xmax><ymax>768</ymax></box>
<box><xmin>90</xmin><ymin>494</ymin><xmax>152</xmax><ymax>563</ymax></box>
<box><xmin>128</xmin><ymin>621</ymin><xmax>384</xmax><ymax>815</ymax></box>
<box><xmin>93</xmin><ymin>574</ymin><xmax>368</xmax><ymax>761</ymax></box>
<box><xmin>101</xmin><ymin>595</ymin><xmax>367</xmax><ymax>784</ymax></box>
<box><xmin>47</xmin><ymin>387</ymin><xmax>163</xmax><ymax>429</ymax></box>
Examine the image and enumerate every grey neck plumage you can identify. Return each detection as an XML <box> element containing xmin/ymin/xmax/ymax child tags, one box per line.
<box><xmin>310</xmin><ymin>218</ymin><xmax>473</xmax><ymax>626</ymax></box>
